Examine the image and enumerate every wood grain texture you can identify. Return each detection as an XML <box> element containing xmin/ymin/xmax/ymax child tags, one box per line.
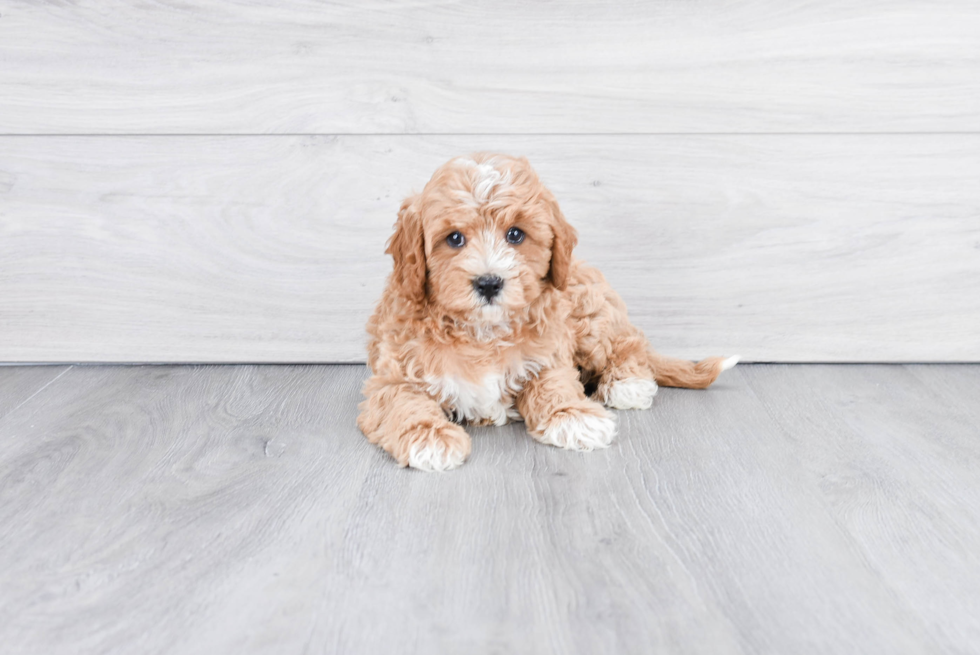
<box><xmin>1</xmin><ymin>364</ymin><xmax>979</xmax><ymax>654</ymax></box>
<box><xmin>2</xmin><ymin>135</ymin><xmax>978</xmax><ymax>363</ymax></box>
<box><xmin>1</xmin><ymin>1</ymin><xmax>978</xmax><ymax>134</ymax></box>
<box><xmin>741</xmin><ymin>364</ymin><xmax>980</xmax><ymax>652</ymax></box>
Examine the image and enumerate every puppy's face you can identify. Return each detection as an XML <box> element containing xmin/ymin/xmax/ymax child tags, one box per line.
<box><xmin>387</xmin><ymin>154</ymin><xmax>577</xmax><ymax>331</ymax></box>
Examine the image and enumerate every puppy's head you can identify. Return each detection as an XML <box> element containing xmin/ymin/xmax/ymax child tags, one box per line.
<box><xmin>387</xmin><ymin>154</ymin><xmax>577</xmax><ymax>330</ymax></box>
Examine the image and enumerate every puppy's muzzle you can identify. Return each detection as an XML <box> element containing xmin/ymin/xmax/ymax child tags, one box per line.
<box><xmin>473</xmin><ymin>274</ymin><xmax>504</xmax><ymax>302</ymax></box>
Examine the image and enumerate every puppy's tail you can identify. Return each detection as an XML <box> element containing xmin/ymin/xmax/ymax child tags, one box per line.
<box><xmin>647</xmin><ymin>352</ymin><xmax>740</xmax><ymax>389</ymax></box>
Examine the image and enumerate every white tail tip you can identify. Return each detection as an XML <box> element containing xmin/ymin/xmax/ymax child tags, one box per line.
<box><xmin>720</xmin><ymin>355</ymin><xmax>740</xmax><ymax>371</ymax></box>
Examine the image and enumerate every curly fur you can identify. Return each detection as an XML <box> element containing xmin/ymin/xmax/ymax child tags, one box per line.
<box><xmin>358</xmin><ymin>153</ymin><xmax>736</xmax><ymax>471</ymax></box>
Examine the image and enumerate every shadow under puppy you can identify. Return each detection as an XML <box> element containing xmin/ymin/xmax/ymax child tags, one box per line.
<box><xmin>358</xmin><ymin>153</ymin><xmax>737</xmax><ymax>471</ymax></box>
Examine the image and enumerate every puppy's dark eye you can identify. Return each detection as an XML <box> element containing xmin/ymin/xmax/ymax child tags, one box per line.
<box><xmin>506</xmin><ymin>227</ymin><xmax>525</xmax><ymax>244</ymax></box>
<box><xmin>446</xmin><ymin>231</ymin><xmax>466</xmax><ymax>248</ymax></box>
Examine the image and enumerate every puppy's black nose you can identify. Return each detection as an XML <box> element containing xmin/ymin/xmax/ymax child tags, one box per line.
<box><xmin>473</xmin><ymin>274</ymin><xmax>504</xmax><ymax>301</ymax></box>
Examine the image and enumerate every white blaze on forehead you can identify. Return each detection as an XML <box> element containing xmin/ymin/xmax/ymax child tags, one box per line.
<box><xmin>453</xmin><ymin>157</ymin><xmax>511</xmax><ymax>203</ymax></box>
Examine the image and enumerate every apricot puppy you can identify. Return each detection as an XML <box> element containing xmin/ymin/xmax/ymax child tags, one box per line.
<box><xmin>358</xmin><ymin>154</ymin><xmax>736</xmax><ymax>471</ymax></box>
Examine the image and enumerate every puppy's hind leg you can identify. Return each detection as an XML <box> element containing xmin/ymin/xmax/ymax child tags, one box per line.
<box><xmin>591</xmin><ymin>335</ymin><xmax>661</xmax><ymax>410</ymax></box>
<box><xmin>588</xmin><ymin>334</ymin><xmax>739</xmax><ymax>408</ymax></box>
<box><xmin>568</xmin><ymin>263</ymin><xmax>737</xmax><ymax>407</ymax></box>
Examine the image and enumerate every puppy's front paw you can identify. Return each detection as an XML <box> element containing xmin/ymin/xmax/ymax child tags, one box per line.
<box><xmin>403</xmin><ymin>423</ymin><xmax>471</xmax><ymax>472</ymax></box>
<box><xmin>598</xmin><ymin>377</ymin><xmax>658</xmax><ymax>410</ymax></box>
<box><xmin>538</xmin><ymin>405</ymin><xmax>617</xmax><ymax>452</ymax></box>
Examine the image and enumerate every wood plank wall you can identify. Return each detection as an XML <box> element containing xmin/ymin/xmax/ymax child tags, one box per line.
<box><xmin>1</xmin><ymin>1</ymin><xmax>978</xmax><ymax>362</ymax></box>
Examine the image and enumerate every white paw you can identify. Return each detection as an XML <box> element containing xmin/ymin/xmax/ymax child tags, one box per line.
<box><xmin>539</xmin><ymin>409</ymin><xmax>617</xmax><ymax>451</ymax></box>
<box><xmin>601</xmin><ymin>377</ymin><xmax>659</xmax><ymax>410</ymax></box>
<box><xmin>405</xmin><ymin>426</ymin><xmax>470</xmax><ymax>472</ymax></box>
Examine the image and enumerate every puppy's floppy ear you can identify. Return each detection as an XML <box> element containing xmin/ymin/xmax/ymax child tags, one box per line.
<box><xmin>547</xmin><ymin>197</ymin><xmax>578</xmax><ymax>291</ymax></box>
<box><xmin>385</xmin><ymin>195</ymin><xmax>427</xmax><ymax>303</ymax></box>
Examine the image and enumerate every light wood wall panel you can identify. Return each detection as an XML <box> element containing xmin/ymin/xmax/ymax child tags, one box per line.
<box><xmin>1</xmin><ymin>135</ymin><xmax>977</xmax><ymax>363</ymax></box>
<box><xmin>1</xmin><ymin>1</ymin><xmax>978</xmax><ymax>134</ymax></box>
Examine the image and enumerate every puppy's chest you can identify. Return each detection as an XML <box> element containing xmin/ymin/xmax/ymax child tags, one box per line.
<box><xmin>425</xmin><ymin>359</ymin><xmax>542</xmax><ymax>427</ymax></box>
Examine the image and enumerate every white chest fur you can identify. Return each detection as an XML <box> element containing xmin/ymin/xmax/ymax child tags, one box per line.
<box><xmin>425</xmin><ymin>360</ymin><xmax>541</xmax><ymax>426</ymax></box>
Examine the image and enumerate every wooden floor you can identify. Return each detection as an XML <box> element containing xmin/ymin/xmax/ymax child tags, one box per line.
<box><xmin>1</xmin><ymin>364</ymin><xmax>979</xmax><ymax>654</ymax></box>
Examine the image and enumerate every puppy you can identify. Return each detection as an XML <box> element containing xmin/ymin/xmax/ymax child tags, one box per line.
<box><xmin>358</xmin><ymin>153</ymin><xmax>737</xmax><ymax>471</ymax></box>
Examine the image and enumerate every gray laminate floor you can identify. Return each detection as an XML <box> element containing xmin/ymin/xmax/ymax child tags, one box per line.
<box><xmin>1</xmin><ymin>364</ymin><xmax>979</xmax><ymax>655</ymax></box>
